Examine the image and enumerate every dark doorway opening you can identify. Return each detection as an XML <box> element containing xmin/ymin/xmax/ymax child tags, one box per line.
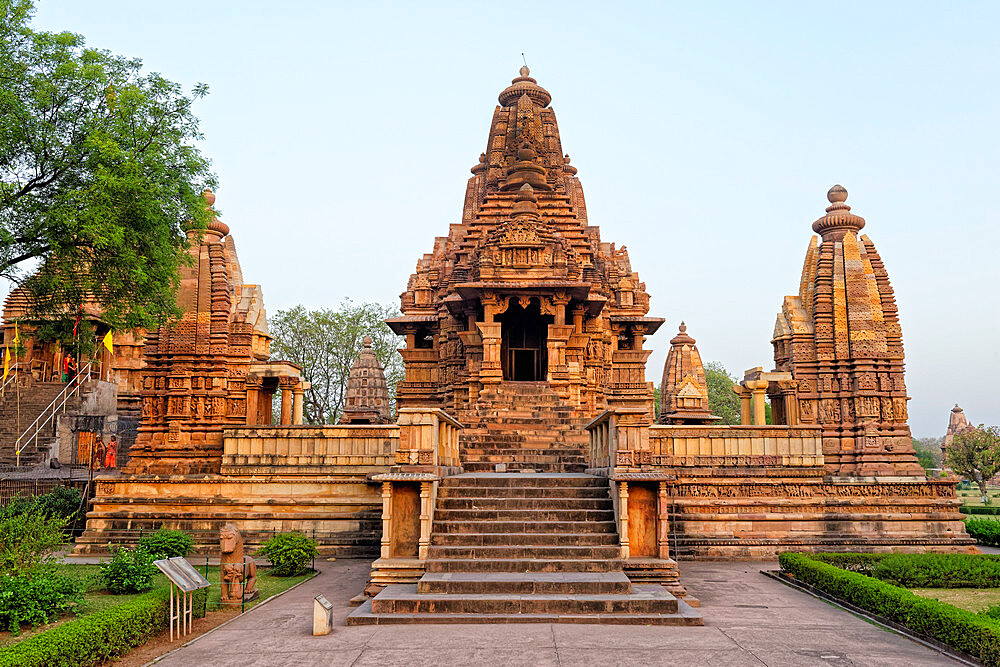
<box><xmin>498</xmin><ymin>298</ymin><xmax>551</xmax><ymax>382</ymax></box>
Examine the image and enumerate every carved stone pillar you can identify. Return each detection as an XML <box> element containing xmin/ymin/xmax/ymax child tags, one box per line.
<box><xmin>747</xmin><ymin>380</ymin><xmax>769</xmax><ymax>425</ymax></box>
<box><xmin>418</xmin><ymin>481</ymin><xmax>432</xmax><ymax>560</ymax></box>
<box><xmin>778</xmin><ymin>379</ymin><xmax>799</xmax><ymax>426</ymax></box>
<box><xmin>618</xmin><ymin>481</ymin><xmax>630</xmax><ymax>560</ymax></box>
<box><xmin>292</xmin><ymin>384</ymin><xmax>305</xmax><ymax>425</ymax></box>
<box><xmin>733</xmin><ymin>385</ymin><xmax>751</xmax><ymax>425</ymax></box>
<box><xmin>657</xmin><ymin>481</ymin><xmax>671</xmax><ymax>560</ymax></box>
<box><xmin>380</xmin><ymin>482</ymin><xmax>392</xmax><ymax>559</ymax></box>
<box><xmin>279</xmin><ymin>377</ymin><xmax>296</xmax><ymax>425</ymax></box>
<box><xmin>245</xmin><ymin>377</ymin><xmax>261</xmax><ymax>426</ymax></box>
<box><xmin>476</xmin><ymin>321</ymin><xmax>502</xmax><ymax>386</ymax></box>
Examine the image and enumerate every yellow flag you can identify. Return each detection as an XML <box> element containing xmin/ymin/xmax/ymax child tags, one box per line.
<box><xmin>2</xmin><ymin>346</ymin><xmax>9</xmax><ymax>382</ymax></box>
<box><xmin>12</xmin><ymin>321</ymin><xmax>18</xmax><ymax>344</ymax></box>
<box><xmin>102</xmin><ymin>330</ymin><xmax>113</xmax><ymax>354</ymax></box>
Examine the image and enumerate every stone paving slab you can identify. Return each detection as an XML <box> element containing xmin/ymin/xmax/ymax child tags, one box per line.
<box><xmin>152</xmin><ymin>558</ymin><xmax>964</xmax><ymax>666</ymax></box>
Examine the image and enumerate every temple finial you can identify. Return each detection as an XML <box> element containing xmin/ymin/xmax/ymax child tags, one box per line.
<box><xmin>828</xmin><ymin>184</ymin><xmax>848</xmax><ymax>204</ymax></box>
<box><xmin>812</xmin><ymin>183</ymin><xmax>865</xmax><ymax>239</ymax></box>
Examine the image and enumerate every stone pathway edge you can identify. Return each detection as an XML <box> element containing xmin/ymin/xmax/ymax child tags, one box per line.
<box><xmin>144</xmin><ymin>569</ymin><xmax>322</xmax><ymax>667</ymax></box>
<box><xmin>760</xmin><ymin>569</ymin><xmax>977</xmax><ymax>666</ymax></box>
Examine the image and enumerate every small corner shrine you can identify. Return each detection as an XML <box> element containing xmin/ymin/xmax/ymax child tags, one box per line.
<box><xmin>74</xmin><ymin>66</ymin><xmax>974</xmax><ymax>625</ymax></box>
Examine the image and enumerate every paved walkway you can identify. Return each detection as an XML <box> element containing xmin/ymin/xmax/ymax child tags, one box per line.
<box><xmin>152</xmin><ymin>559</ymin><xmax>961</xmax><ymax>667</ymax></box>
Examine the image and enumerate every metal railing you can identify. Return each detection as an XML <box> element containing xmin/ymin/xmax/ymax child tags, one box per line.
<box><xmin>0</xmin><ymin>362</ymin><xmax>21</xmax><ymax>394</ymax></box>
<box><xmin>14</xmin><ymin>362</ymin><xmax>92</xmax><ymax>466</ymax></box>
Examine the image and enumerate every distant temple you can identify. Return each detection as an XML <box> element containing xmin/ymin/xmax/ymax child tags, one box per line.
<box><xmin>943</xmin><ymin>403</ymin><xmax>975</xmax><ymax>459</ymax></box>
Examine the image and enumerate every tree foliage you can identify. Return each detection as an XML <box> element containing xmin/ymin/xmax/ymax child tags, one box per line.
<box><xmin>268</xmin><ymin>301</ymin><xmax>404</xmax><ymax>424</ymax></box>
<box><xmin>947</xmin><ymin>425</ymin><xmax>1000</xmax><ymax>505</ymax></box>
<box><xmin>0</xmin><ymin>0</ymin><xmax>216</xmax><ymax>329</ymax></box>
<box><xmin>913</xmin><ymin>435</ymin><xmax>944</xmax><ymax>473</ymax></box>
<box><xmin>704</xmin><ymin>361</ymin><xmax>740</xmax><ymax>425</ymax></box>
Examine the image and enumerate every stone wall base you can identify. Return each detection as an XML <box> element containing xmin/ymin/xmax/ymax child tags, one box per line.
<box><xmin>73</xmin><ymin>474</ymin><xmax>382</xmax><ymax>557</ymax></box>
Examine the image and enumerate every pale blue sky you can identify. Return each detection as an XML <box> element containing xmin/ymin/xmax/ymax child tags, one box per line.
<box><xmin>12</xmin><ymin>0</ymin><xmax>1000</xmax><ymax>437</ymax></box>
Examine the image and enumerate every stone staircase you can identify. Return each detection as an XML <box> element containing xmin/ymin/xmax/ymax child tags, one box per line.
<box><xmin>0</xmin><ymin>379</ymin><xmax>71</xmax><ymax>468</ymax></box>
<box><xmin>348</xmin><ymin>473</ymin><xmax>701</xmax><ymax>624</ymax></box>
<box><xmin>459</xmin><ymin>382</ymin><xmax>590</xmax><ymax>473</ymax></box>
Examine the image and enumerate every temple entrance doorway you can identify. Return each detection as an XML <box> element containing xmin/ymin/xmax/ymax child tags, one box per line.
<box><xmin>498</xmin><ymin>298</ymin><xmax>551</xmax><ymax>382</ymax></box>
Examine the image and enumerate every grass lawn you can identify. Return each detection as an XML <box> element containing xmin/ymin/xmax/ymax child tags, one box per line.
<box><xmin>0</xmin><ymin>561</ymin><xmax>313</xmax><ymax>648</ymax></box>
<box><xmin>957</xmin><ymin>488</ymin><xmax>1000</xmax><ymax>507</ymax></box>
<box><xmin>911</xmin><ymin>587</ymin><xmax>1000</xmax><ymax>613</ymax></box>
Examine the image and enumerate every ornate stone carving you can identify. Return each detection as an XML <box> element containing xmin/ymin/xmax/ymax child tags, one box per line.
<box><xmin>770</xmin><ymin>186</ymin><xmax>923</xmax><ymax>477</ymax></box>
<box><xmin>219</xmin><ymin>524</ymin><xmax>258</xmax><ymax>604</ymax></box>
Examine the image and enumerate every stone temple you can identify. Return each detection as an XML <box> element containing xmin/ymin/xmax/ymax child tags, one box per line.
<box><xmin>52</xmin><ymin>66</ymin><xmax>974</xmax><ymax>622</ymax></box>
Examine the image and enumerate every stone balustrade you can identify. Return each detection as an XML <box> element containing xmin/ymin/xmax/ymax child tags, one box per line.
<box><xmin>587</xmin><ymin>409</ymin><xmax>824</xmax><ymax>471</ymax></box>
<box><xmin>648</xmin><ymin>424</ymin><xmax>824</xmax><ymax>468</ymax></box>
<box><xmin>394</xmin><ymin>408</ymin><xmax>463</xmax><ymax>469</ymax></box>
<box><xmin>221</xmin><ymin>425</ymin><xmax>398</xmax><ymax>474</ymax></box>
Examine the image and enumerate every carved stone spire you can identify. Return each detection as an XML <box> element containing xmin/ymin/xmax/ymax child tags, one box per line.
<box><xmin>772</xmin><ymin>185</ymin><xmax>922</xmax><ymax>477</ymax></box>
<box><xmin>340</xmin><ymin>335</ymin><xmax>391</xmax><ymax>425</ymax></box>
<box><xmin>659</xmin><ymin>322</ymin><xmax>717</xmax><ymax>424</ymax></box>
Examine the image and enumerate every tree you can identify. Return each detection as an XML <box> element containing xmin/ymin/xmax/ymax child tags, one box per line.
<box><xmin>704</xmin><ymin>361</ymin><xmax>741</xmax><ymax>425</ymax></box>
<box><xmin>1</xmin><ymin>0</ymin><xmax>216</xmax><ymax>330</ymax></box>
<box><xmin>269</xmin><ymin>301</ymin><xmax>404</xmax><ymax>425</ymax></box>
<box><xmin>946</xmin><ymin>426</ymin><xmax>1000</xmax><ymax>505</ymax></box>
<box><xmin>912</xmin><ymin>436</ymin><xmax>944</xmax><ymax>473</ymax></box>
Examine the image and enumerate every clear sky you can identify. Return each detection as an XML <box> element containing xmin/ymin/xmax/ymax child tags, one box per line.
<box><xmin>11</xmin><ymin>0</ymin><xmax>1000</xmax><ymax>437</ymax></box>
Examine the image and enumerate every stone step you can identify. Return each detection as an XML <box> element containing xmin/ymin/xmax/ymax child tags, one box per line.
<box><xmin>438</xmin><ymin>497</ymin><xmax>611</xmax><ymax>510</ymax></box>
<box><xmin>433</xmin><ymin>520</ymin><xmax>618</xmax><ymax>535</ymax></box>
<box><xmin>434</xmin><ymin>508</ymin><xmax>614</xmax><ymax>522</ymax></box>
<box><xmin>369</xmin><ymin>584</ymin><xmax>678</xmax><ymax>615</ymax></box>
<box><xmin>347</xmin><ymin>604</ymin><xmax>702</xmax><ymax>625</ymax></box>
<box><xmin>440</xmin><ymin>474</ymin><xmax>606</xmax><ymax>488</ymax></box>
<box><xmin>431</xmin><ymin>531</ymin><xmax>618</xmax><ymax>547</ymax></box>
<box><xmin>417</xmin><ymin>572</ymin><xmax>632</xmax><ymax>595</ymax></box>
<box><xmin>439</xmin><ymin>485</ymin><xmax>608</xmax><ymax>499</ymax></box>
<box><xmin>427</xmin><ymin>545</ymin><xmax>622</xmax><ymax>560</ymax></box>
<box><xmin>425</xmin><ymin>557</ymin><xmax>623</xmax><ymax>573</ymax></box>
<box><xmin>461</xmin><ymin>462</ymin><xmax>588</xmax><ymax>473</ymax></box>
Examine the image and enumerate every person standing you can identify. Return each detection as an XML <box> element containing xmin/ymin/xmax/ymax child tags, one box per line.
<box><xmin>104</xmin><ymin>435</ymin><xmax>118</xmax><ymax>469</ymax></box>
<box><xmin>93</xmin><ymin>435</ymin><xmax>105</xmax><ymax>470</ymax></box>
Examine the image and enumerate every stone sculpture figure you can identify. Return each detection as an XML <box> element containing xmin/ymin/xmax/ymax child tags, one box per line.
<box><xmin>219</xmin><ymin>523</ymin><xmax>258</xmax><ymax>603</ymax></box>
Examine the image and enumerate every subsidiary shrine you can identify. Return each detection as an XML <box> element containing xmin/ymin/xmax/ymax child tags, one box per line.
<box><xmin>31</xmin><ymin>66</ymin><xmax>972</xmax><ymax>623</ymax></box>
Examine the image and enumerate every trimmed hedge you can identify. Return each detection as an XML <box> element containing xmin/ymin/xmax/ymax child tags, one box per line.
<box><xmin>779</xmin><ymin>552</ymin><xmax>1000</xmax><ymax>665</ymax></box>
<box><xmin>872</xmin><ymin>553</ymin><xmax>1000</xmax><ymax>588</ymax></box>
<box><xmin>0</xmin><ymin>589</ymin><xmax>169</xmax><ymax>667</ymax></box>
<box><xmin>808</xmin><ymin>552</ymin><xmax>891</xmax><ymax>575</ymax></box>
<box><xmin>961</xmin><ymin>506</ymin><xmax>1000</xmax><ymax>516</ymax></box>
<box><xmin>967</xmin><ymin>518</ymin><xmax>1000</xmax><ymax>546</ymax></box>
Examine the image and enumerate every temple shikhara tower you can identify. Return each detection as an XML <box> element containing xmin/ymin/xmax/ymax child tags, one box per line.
<box><xmin>771</xmin><ymin>185</ymin><xmax>923</xmax><ymax>478</ymax></box>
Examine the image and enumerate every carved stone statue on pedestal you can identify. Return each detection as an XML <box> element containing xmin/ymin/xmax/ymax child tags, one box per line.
<box><xmin>219</xmin><ymin>523</ymin><xmax>258</xmax><ymax>603</ymax></box>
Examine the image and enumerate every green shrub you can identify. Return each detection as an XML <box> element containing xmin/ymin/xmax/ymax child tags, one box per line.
<box><xmin>968</xmin><ymin>518</ymin><xmax>1000</xmax><ymax>546</ymax></box>
<box><xmin>137</xmin><ymin>527</ymin><xmax>193</xmax><ymax>559</ymax></box>
<box><xmin>0</xmin><ymin>506</ymin><xmax>67</xmax><ymax>576</ymax></box>
<box><xmin>871</xmin><ymin>553</ymin><xmax>1000</xmax><ymax>588</ymax></box>
<box><xmin>779</xmin><ymin>552</ymin><xmax>1000</xmax><ymax>665</ymax></box>
<box><xmin>0</xmin><ymin>567</ymin><xmax>83</xmax><ymax>634</ymax></box>
<box><xmin>99</xmin><ymin>546</ymin><xmax>158</xmax><ymax>594</ymax></box>
<box><xmin>809</xmin><ymin>552</ymin><xmax>891</xmax><ymax>575</ymax></box>
<box><xmin>961</xmin><ymin>506</ymin><xmax>1000</xmax><ymax>516</ymax></box>
<box><xmin>0</xmin><ymin>588</ymin><xmax>168</xmax><ymax>667</ymax></box>
<box><xmin>257</xmin><ymin>532</ymin><xmax>317</xmax><ymax>576</ymax></box>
